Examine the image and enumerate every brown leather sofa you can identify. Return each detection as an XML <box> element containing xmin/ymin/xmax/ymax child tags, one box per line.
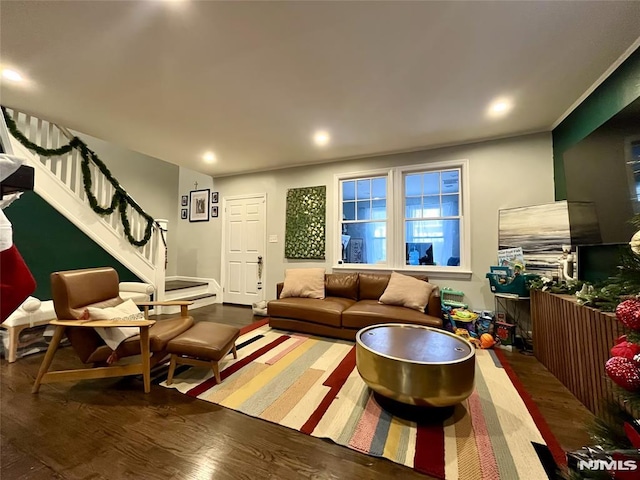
<box><xmin>268</xmin><ymin>272</ymin><xmax>442</xmax><ymax>340</ymax></box>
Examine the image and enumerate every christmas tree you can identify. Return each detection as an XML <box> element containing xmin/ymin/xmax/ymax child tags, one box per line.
<box><xmin>564</xmin><ymin>215</ymin><xmax>640</xmax><ymax>479</ymax></box>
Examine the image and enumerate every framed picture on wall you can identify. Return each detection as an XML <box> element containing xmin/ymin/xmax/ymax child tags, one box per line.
<box><xmin>181</xmin><ymin>195</ymin><xmax>188</xmax><ymax>206</ymax></box>
<box><xmin>211</xmin><ymin>191</ymin><xmax>219</xmax><ymax>204</ymax></box>
<box><xmin>181</xmin><ymin>208</ymin><xmax>187</xmax><ymax>220</ymax></box>
<box><xmin>189</xmin><ymin>189</ymin><xmax>210</xmax><ymax>222</ymax></box>
<box><xmin>211</xmin><ymin>205</ymin><xmax>218</xmax><ymax>218</ymax></box>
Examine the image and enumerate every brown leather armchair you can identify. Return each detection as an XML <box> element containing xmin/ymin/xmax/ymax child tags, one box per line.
<box><xmin>32</xmin><ymin>267</ymin><xmax>194</xmax><ymax>394</ymax></box>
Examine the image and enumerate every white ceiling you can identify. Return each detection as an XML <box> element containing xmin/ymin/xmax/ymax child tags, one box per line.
<box><xmin>1</xmin><ymin>1</ymin><xmax>639</xmax><ymax>177</ymax></box>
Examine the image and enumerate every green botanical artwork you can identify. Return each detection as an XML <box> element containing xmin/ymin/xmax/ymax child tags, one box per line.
<box><xmin>285</xmin><ymin>186</ymin><xmax>326</xmax><ymax>259</ymax></box>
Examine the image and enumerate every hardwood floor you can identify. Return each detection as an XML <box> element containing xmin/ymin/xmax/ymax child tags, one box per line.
<box><xmin>1</xmin><ymin>304</ymin><xmax>593</xmax><ymax>479</ymax></box>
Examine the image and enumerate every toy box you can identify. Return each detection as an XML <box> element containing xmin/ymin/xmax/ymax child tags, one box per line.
<box><xmin>495</xmin><ymin>321</ymin><xmax>515</xmax><ymax>346</ymax></box>
<box><xmin>486</xmin><ymin>272</ymin><xmax>538</xmax><ymax>297</ymax></box>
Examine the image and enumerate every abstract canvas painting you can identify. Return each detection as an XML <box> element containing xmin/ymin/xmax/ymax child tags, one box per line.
<box><xmin>499</xmin><ymin>200</ymin><xmax>601</xmax><ymax>276</ymax></box>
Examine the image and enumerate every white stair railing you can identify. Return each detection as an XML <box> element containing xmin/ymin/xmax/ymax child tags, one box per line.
<box><xmin>1</xmin><ymin>107</ymin><xmax>165</xmax><ymax>301</ymax></box>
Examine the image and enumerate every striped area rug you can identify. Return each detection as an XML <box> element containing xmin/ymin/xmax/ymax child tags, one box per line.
<box><xmin>159</xmin><ymin>320</ymin><xmax>565</xmax><ymax>479</ymax></box>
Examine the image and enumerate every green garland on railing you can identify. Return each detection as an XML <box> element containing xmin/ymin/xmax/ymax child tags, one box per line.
<box><xmin>2</xmin><ymin>106</ymin><xmax>155</xmax><ymax>247</ymax></box>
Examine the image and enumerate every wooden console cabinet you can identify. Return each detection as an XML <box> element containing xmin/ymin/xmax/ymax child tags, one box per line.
<box><xmin>531</xmin><ymin>290</ymin><xmax>624</xmax><ymax>417</ymax></box>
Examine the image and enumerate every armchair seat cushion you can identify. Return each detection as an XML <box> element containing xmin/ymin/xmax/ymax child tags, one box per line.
<box><xmin>268</xmin><ymin>296</ymin><xmax>355</xmax><ymax>327</ymax></box>
<box><xmin>342</xmin><ymin>300</ymin><xmax>442</xmax><ymax>330</ymax></box>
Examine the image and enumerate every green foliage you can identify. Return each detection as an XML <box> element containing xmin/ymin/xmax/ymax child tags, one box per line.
<box><xmin>590</xmin><ymin>399</ymin><xmax>634</xmax><ymax>451</ymax></box>
<box><xmin>529</xmin><ymin>277</ymin><xmax>583</xmax><ymax>294</ymax></box>
<box><xmin>2</xmin><ymin>107</ymin><xmax>156</xmax><ymax>247</ymax></box>
<box><xmin>284</xmin><ymin>186</ymin><xmax>326</xmax><ymax>259</ymax></box>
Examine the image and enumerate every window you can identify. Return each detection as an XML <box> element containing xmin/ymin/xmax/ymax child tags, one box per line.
<box><xmin>404</xmin><ymin>169</ymin><xmax>461</xmax><ymax>267</ymax></box>
<box><xmin>335</xmin><ymin>160</ymin><xmax>469</xmax><ymax>272</ymax></box>
<box><xmin>340</xmin><ymin>175</ymin><xmax>387</xmax><ymax>265</ymax></box>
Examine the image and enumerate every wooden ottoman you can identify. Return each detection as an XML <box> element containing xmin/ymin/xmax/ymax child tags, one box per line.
<box><xmin>166</xmin><ymin>322</ymin><xmax>240</xmax><ymax>385</ymax></box>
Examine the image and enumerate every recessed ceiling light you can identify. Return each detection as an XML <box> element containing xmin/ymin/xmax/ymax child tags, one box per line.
<box><xmin>313</xmin><ymin>130</ymin><xmax>330</xmax><ymax>147</ymax></box>
<box><xmin>203</xmin><ymin>152</ymin><xmax>216</xmax><ymax>163</ymax></box>
<box><xmin>1</xmin><ymin>68</ymin><xmax>23</xmax><ymax>83</ymax></box>
<box><xmin>487</xmin><ymin>99</ymin><xmax>513</xmax><ymax>117</ymax></box>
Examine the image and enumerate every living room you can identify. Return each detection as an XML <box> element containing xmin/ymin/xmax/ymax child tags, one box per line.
<box><xmin>2</xmin><ymin>1</ymin><xmax>640</xmax><ymax>479</ymax></box>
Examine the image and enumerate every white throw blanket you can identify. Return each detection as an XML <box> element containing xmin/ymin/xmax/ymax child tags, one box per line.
<box><xmin>86</xmin><ymin>299</ymin><xmax>144</xmax><ymax>350</ymax></box>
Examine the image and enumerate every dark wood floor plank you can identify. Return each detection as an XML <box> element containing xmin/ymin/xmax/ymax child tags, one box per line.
<box><xmin>2</xmin><ymin>304</ymin><xmax>592</xmax><ymax>479</ymax></box>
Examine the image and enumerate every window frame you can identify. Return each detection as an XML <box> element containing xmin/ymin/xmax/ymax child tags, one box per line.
<box><xmin>333</xmin><ymin>159</ymin><xmax>471</xmax><ymax>277</ymax></box>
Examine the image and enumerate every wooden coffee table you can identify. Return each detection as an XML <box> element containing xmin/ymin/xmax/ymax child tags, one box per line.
<box><xmin>356</xmin><ymin>323</ymin><xmax>475</xmax><ymax>407</ymax></box>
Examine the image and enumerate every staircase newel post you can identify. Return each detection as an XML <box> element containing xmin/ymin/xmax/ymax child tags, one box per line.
<box><xmin>154</xmin><ymin>218</ymin><xmax>168</xmax><ymax>315</ymax></box>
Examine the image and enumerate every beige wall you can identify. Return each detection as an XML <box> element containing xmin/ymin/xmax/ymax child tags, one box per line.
<box><xmin>176</xmin><ymin>167</ymin><xmax>217</xmax><ymax>278</ymax></box>
<box><xmin>211</xmin><ymin>132</ymin><xmax>554</xmax><ymax>310</ymax></box>
<box><xmin>75</xmin><ymin>132</ymin><xmax>180</xmax><ymax>276</ymax></box>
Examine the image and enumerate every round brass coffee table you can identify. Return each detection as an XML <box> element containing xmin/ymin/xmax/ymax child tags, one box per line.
<box><xmin>356</xmin><ymin>323</ymin><xmax>475</xmax><ymax>407</ymax></box>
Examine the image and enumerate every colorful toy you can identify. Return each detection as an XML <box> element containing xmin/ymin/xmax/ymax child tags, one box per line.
<box><xmin>480</xmin><ymin>333</ymin><xmax>496</xmax><ymax>349</ymax></box>
<box><xmin>441</xmin><ymin>287</ymin><xmax>468</xmax><ymax>309</ymax></box>
<box><xmin>454</xmin><ymin>328</ymin><xmax>481</xmax><ymax>348</ymax></box>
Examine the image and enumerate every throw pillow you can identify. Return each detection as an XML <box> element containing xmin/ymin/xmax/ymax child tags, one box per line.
<box><xmin>280</xmin><ymin>268</ymin><xmax>326</xmax><ymax>299</ymax></box>
<box><xmin>86</xmin><ymin>299</ymin><xmax>144</xmax><ymax>350</ymax></box>
<box><xmin>378</xmin><ymin>271</ymin><xmax>434</xmax><ymax>313</ymax></box>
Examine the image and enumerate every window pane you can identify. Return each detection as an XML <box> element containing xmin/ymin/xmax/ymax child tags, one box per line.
<box><xmin>423</xmin><ymin>172</ymin><xmax>440</xmax><ymax>195</ymax></box>
<box><xmin>405</xmin><ymin>219</ymin><xmax>460</xmax><ymax>266</ymax></box>
<box><xmin>405</xmin><ymin>242</ymin><xmax>435</xmax><ymax>266</ymax></box>
<box><xmin>372</xmin><ymin>178</ymin><xmax>386</xmax><ymax>199</ymax></box>
<box><xmin>357</xmin><ymin>179</ymin><xmax>371</xmax><ymax>200</ymax></box>
<box><xmin>372</xmin><ymin>199</ymin><xmax>386</xmax><ymax>219</ymax></box>
<box><xmin>343</xmin><ymin>222</ymin><xmax>386</xmax><ymax>264</ymax></box>
<box><xmin>343</xmin><ymin>201</ymin><xmax>355</xmax><ymax>220</ymax></box>
<box><xmin>405</xmin><ymin>196</ymin><xmax>421</xmax><ymax>218</ymax></box>
<box><xmin>405</xmin><ymin>174</ymin><xmax>421</xmax><ymax>197</ymax></box>
<box><xmin>441</xmin><ymin>170</ymin><xmax>459</xmax><ymax>194</ymax></box>
<box><xmin>343</xmin><ymin>181</ymin><xmax>355</xmax><ymax>201</ymax></box>
<box><xmin>442</xmin><ymin>194</ymin><xmax>459</xmax><ymax>216</ymax></box>
<box><xmin>356</xmin><ymin>200</ymin><xmax>371</xmax><ymax>220</ymax></box>
<box><xmin>423</xmin><ymin>195</ymin><xmax>440</xmax><ymax>217</ymax></box>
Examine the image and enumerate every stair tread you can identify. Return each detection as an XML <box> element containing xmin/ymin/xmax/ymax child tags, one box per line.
<box><xmin>173</xmin><ymin>293</ymin><xmax>217</xmax><ymax>301</ymax></box>
<box><xmin>165</xmin><ymin>280</ymin><xmax>208</xmax><ymax>291</ymax></box>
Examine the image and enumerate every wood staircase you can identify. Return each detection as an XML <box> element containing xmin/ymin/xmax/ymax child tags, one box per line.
<box><xmin>1</xmin><ymin>107</ymin><xmax>220</xmax><ymax>312</ymax></box>
<box><xmin>163</xmin><ymin>280</ymin><xmax>217</xmax><ymax>314</ymax></box>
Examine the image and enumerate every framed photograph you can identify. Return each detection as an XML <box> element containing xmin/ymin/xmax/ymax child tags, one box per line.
<box><xmin>189</xmin><ymin>189</ymin><xmax>210</xmax><ymax>222</ymax></box>
<box><xmin>211</xmin><ymin>191</ymin><xmax>219</xmax><ymax>204</ymax></box>
<box><xmin>211</xmin><ymin>205</ymin><xmax>219</xmax><ymax>218</ymax></box>
<box><xmin>180</xmin><ymin>208</ymin><xmax>187</xmax><ymax>220</ymax></box>
<box><xmin>181</xmin><ymin>195</ymin><xmax>188</xmax><ymax>206</ymax></box>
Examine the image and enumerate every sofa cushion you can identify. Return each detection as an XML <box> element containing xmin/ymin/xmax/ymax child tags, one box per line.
<box><xmin>325</xmin><ymin>273</ymin><xmax>359</xmax><ymax>300</ymax></box>
<box><xmin>358</xmin><ymin>272</ymin><xmax>428</xmax><ymax>300</ymax></box>
<box><xmin>342</xmin><ymin>299</ymin><xmax>442</xmax><ymax>329</ymax></box>
<box><xmin>268</xmin><ymin>296</ymin><xmax>355</xmax><ymax>328</ymax></box>
<box><xmin>379</xmin><ymin>271</ymin><xmax>435</xmax><ymax>313</ymax></box>
<box><xmin>280</xmin><ymin>268</ymin><xmax>325</xmax><ymax>299</ymax></box>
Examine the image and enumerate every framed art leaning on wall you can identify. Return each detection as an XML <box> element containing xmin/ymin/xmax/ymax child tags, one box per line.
<box><xmin>189</xmin><ymin>189</ymin><xmax>210</xmax><ymax>222</ymax></box>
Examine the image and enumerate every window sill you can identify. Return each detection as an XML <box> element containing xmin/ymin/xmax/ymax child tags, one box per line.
<box><xmin>332</xmin><ymin>264</ymin><xmax>473</xmax><ymax>280</ymax></box>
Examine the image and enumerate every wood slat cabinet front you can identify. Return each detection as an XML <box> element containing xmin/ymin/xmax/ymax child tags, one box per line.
<box><xmin>531</xmin><ymin>290</ymin><xmax>624</xmax><ymax>418</ymax></box>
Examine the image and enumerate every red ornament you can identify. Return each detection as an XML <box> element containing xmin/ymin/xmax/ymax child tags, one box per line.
<box><xmin>611</xmin><ymin>341</ymin><xmax>640</xmax><ymax>362</ymax></box>
<box><xmin>605</xmin><ymin>357</ymin><xmax>640</xmax><ymax>391</ymax></box>
<box><xmin>616</xmin><ymin>299</ymin><xmax>640</xmax><ymax>330</ymax></box>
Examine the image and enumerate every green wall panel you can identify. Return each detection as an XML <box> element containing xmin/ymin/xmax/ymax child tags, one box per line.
<box><xmin>4</xmin><ymin>191</ymin><xmax>140</xmax><ymax>300</ymax></box>
<box><xmin>553</xmin><ymin>47</ymin><xmax>640</xmax><ymax>200</ymax></box>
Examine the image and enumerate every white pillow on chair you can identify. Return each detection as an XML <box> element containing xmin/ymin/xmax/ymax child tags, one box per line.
<box><xmin>86</xmin><ymin>299</ymin><xmax>145</xmax><ymax>350</ymax></box>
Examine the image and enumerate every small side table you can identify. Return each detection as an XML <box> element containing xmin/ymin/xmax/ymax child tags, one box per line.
<box><xmin>493</xmin><ymin>293</ymin><xmax>532</xmax><ymax>353</ymax></box>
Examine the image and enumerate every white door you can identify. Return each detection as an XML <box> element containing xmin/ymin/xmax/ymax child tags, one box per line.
<box><xmin>222</xmin><ymin>194</ymin><xmax>266</xmax><ymax>305</ymax></box>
